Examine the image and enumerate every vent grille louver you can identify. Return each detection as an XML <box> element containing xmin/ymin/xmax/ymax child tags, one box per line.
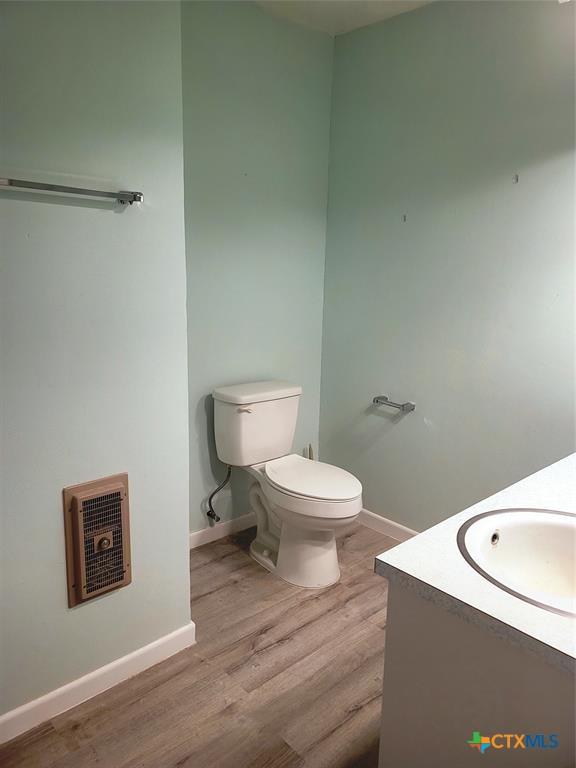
<box><xmin>63</xmin><ymin>474</ymin><xmax>131</xmax><ymax>607</ymax></box>
<box><xmin>82</xmin><ymin>491</ymin><xmax>125</xmax><ymax>594</ymax></box>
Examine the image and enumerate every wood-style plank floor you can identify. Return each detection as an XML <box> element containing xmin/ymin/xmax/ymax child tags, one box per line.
<box><xmin>0</xmin><ymin>524</ymin><xmax>398</xmax><ymax>768</ymax></box>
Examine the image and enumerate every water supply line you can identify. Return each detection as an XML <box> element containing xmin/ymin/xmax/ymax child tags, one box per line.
<box><xmin>207</xmin><ymin>465</ymin><xmax>232</xmax><ymax>522</ymax></box>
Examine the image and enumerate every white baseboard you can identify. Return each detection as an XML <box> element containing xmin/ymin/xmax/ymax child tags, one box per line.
<box><xmin>189</xmin><ymin>510</ymin><xmax>413</xmax><ymax>549</ymax></box>
<box><xmin>0</xmin><ymin>621</ymin><xmax>196</xmax><ymax>746</ymax></box>
<box><xmin>359</xmin><ymin>508</ymin><xmax>417</xmax><ymax>542</ymax></box>
<box><xmin>189</xmin><ymin>512</ymin><xmax>255</xmax><ymax>550</ymax></box>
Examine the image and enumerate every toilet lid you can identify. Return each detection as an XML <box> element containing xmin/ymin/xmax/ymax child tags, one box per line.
<box><xmin>264</xmin><ymin>454</ymin><xmax>362</xmax><ymax>502</ymax></box>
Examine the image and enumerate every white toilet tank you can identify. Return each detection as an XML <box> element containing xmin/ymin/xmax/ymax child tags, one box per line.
<box><xmin>213</xmin><ymin>380</ymin><xmax>302</xmax><ymax>466</ymax></box>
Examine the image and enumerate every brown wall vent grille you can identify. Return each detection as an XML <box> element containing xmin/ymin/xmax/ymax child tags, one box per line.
<box><xmin>63</xmin><ymin>473</ymin><xmax>131</xmax><ymax>607</ymax></box>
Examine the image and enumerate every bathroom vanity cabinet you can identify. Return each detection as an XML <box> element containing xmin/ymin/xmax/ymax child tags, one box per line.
<box><xmin>375</xmin><ymin>455</ymin><xmax>576</xmax><ymax>768</ymax></box>
<box><xmin>376</xmin><ymin>578</ymin><xmax>574</xmax><ymax>767</ymax></box>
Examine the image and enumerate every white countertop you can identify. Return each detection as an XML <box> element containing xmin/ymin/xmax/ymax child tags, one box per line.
<box><xmin>375</xmin><ymin>454</ymin><xmax>576</xmax><ymax>665</ymax></box>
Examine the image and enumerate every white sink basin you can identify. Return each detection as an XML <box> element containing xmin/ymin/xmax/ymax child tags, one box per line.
<box><xmin>457</xmin><ymin>508</ymin><xmax>576</xmax><ymax>617</ymax></box>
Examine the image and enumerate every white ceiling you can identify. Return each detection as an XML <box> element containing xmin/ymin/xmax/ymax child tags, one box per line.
<box><xmin>259</xmin><ymin>1</ymin><xmax>432</xmax><ymax>36</ymax></box>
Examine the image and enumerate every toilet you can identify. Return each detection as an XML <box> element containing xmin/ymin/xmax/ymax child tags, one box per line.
<box><xmin>213</xmin><ymin>380</ymin><xmax>362</xmax><ymax>588</ymax></box>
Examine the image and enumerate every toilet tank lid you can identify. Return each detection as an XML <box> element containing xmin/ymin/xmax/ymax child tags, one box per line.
<box><xmin>212</xmin><ymin>380</ymin><xmax>302</xmax><ymax>405</ymax></box>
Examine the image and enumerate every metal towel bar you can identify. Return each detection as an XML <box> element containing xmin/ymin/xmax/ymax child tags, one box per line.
<box><xmin>0</xmin><ymin>177</ymin><xmax>143</xmax><ymax>205</ymax></box>
<box><xmin>372</xmin><ymin>395</ymin><xmax>415</xmax><ymax>413</ymax></box>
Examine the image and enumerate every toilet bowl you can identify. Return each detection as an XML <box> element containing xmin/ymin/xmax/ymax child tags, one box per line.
<box><xmin>248</xmin><ymin>454</ymin><xmax>362</xmax><ymax>588</ymax></box>
<box><xmin>212</xmin><ymin>380</ymin><xmax>363</xmax><ymax>589</ymax></box>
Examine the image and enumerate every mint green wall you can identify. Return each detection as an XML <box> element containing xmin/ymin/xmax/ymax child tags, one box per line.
<box><xmin>320</xmin><ymin>1</ymin><xmax>575</xmax><ymax>531</ymax></box>
<box><xmin>0</xmin><ymin>1</ymin><xmax>191</xmax><ymax>713</ymax></box>
<box><xmin>181</xmin><ymin>2</ymin><xmax>333</xmax><ymax>530</ymax></box>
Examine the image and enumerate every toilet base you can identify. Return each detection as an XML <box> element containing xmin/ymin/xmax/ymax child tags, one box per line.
<box><xmin>275</xmin><ymin>525</ymin><xmax>341</xmax><ymax>589</ymax></box>
<box><xmin>250</xmin><ymin>532</ymin><xmax>340</xmax><ymax>589</ymax></box>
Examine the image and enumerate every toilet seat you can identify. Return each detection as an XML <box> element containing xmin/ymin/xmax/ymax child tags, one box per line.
<box><xmin>262</xmin><ymin>454</ymin><xmax>362</xmax><ymax>519</ymax></box>
<box><xmin>264</xmin><ymin>454</ymin><xmax>362</xmax><ymax>501</ymax></box>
